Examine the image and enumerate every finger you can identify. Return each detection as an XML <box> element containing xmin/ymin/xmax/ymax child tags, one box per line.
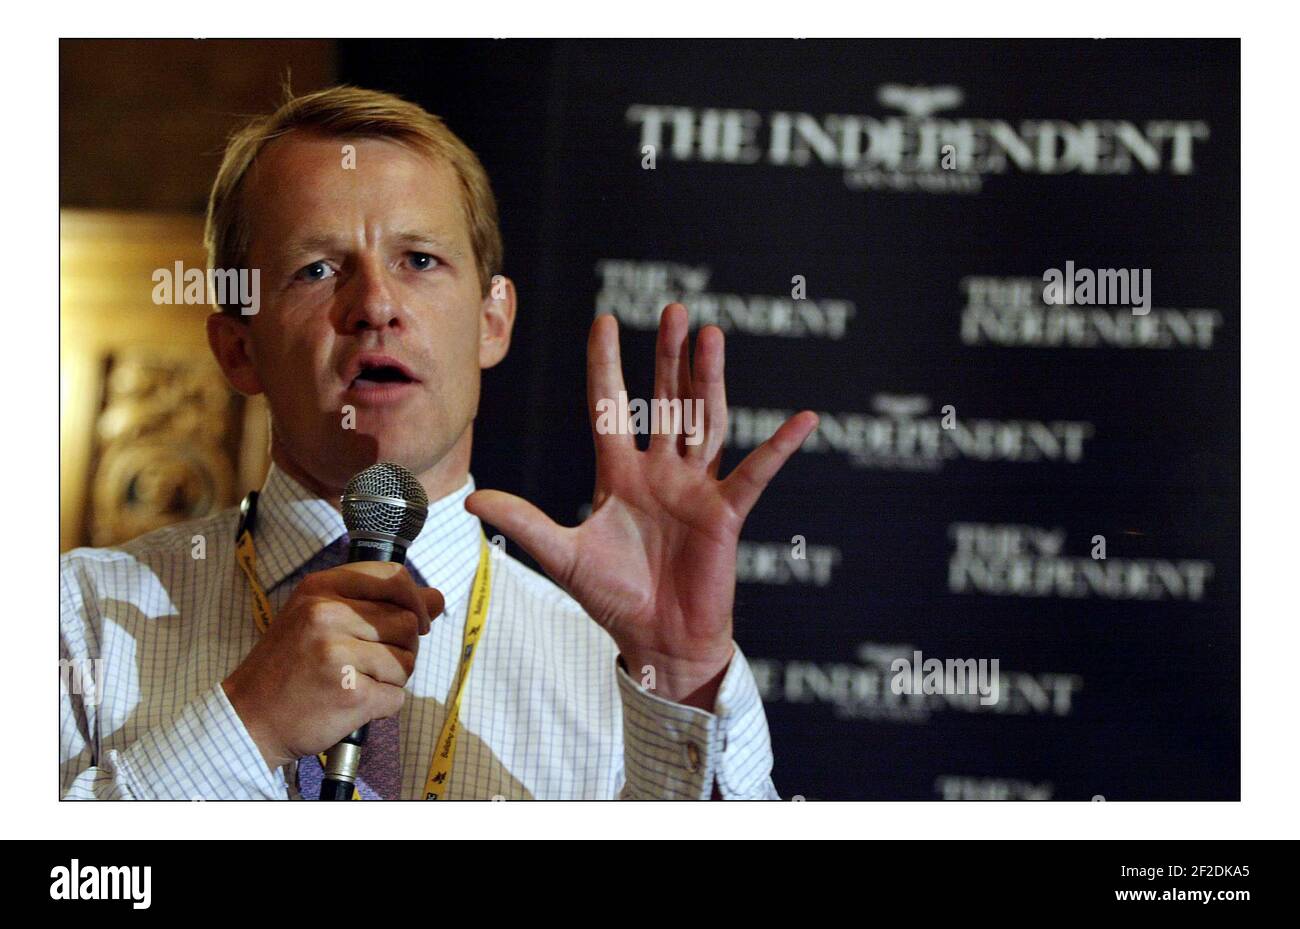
<box><xmin>465</xmin><ymin>490</ymin><xmax>576</xmax><ymax>584</ymax></box>
<box><xmin>338</xmin><ymin>598</ymin><xmax>422</xmax><ymax>653</ymax></box>
<box><xmin>318</xmin><ymin>562</ymin><xmax>433</xmax><ymax>630</ymax></box>
<box><xmin>721</xmin><ymin>411</ymin><xmax>819</xmax><ymax>517</ymax></box>
<box><xmin>321</xmin><ymin>639</ymin><xmax>415</xmax><ymax>694</ymax></box>
<box><xmin>403</xmin><ymin>587</ymin><xmax>445</xmax><ymax>634</ymax></box>
<box><xmin>359</xmin><ymin>677</ymin><xmax>407</xmax><ymax>722</ymax></box>
<box><xmin>650</xmin><ymin>303</ymin><xmax>691</xmax><ymax>455</ymax></box>
<box><xmin>588</xmin><ymin>314</ymin><xmax>635</xmax><ymax>460</ymax></box>
<box><xmin>706</xmin><ymin>444</ymin><xmax>724</xmax><ymax>480</ymax></box>
<box><xmin>351</xmin><ymin>638</ymin><xmax>418</xmax><ymax>688</ymax></box>
<box><xmin>687</xmin><ymin>324</ymin><xmax>725</xmax><ymax>462</ymax></box>
<box><xmin>421</xmin><ymin>587</ymin><xmax>445</xmax><ymax>626</ymax></box>
<box><xmin>674</xmin><ymin>307</ymin><xmax>694</xmax><ymax>428</ymax></box>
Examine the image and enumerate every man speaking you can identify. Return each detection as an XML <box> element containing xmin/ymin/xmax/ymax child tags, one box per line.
<box><xmin>59</xmin><ymin>86</ymin><xmax>817</xmax><ymax>800</ymax></box>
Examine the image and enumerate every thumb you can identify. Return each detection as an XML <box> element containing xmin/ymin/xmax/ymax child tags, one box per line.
<box><xmin>465</xmin><ymin>490</ymin><xmax>575</xmax><ymax>583</ymax></box>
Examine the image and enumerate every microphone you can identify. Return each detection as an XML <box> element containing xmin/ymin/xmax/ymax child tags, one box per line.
<box><xmin>318</xmin><ymin>462</ymin><xmax>429</xmax><ymax>800</ymax></box>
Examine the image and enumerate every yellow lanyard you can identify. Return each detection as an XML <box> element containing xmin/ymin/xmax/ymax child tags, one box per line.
<box><xmin>233</xmin><ymin>492</ymin><xmax>492</xmax><ymax>800</ymax></box>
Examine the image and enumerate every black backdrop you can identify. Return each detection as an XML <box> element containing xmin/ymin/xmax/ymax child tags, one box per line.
<box><xmin>341</xmin><ymin>39</ymin><xmax>1240</xmax><ymax>800</ymax></box>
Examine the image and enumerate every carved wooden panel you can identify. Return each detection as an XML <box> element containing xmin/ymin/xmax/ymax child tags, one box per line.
<box><xmin>60</xmin><ymin>210</ymin><xmax>270</xmax><ymax>551</ymax></box>
<box><xmin>87</xmin><ymin>351</ymin><xmax>240</xmax><ymax>546</ymax></box>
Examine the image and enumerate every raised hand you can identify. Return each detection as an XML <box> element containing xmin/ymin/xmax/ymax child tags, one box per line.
<box><xmin>466</xmin><ymin>304</ymin><xmax>817</xmax><ymax>709</ymax></box>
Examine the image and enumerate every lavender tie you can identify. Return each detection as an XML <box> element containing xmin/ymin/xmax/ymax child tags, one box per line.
<box><xmin>289</xmin><ymin>536</ymin><xmax>418</xmax><ymax>801</ymax></box>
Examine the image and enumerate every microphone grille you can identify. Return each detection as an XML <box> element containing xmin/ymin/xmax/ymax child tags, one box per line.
<box><xmin>341</xmin><ymin>462</ymin><xmax>429</xmax><ymax>545</ymax></box>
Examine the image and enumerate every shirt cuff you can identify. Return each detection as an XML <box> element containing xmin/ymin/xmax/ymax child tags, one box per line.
<box><xmin>109</xmin><ymin>682</ymin><xmax>288</xmax><ymax>800</ymax></box>
<box><xmin>616</xmin><ymin>643</ymin><xmax>778</xmax><ymax>800</ymax></box>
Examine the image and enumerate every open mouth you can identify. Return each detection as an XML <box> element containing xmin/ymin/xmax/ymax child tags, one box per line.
<box><xmin>351</xmin><ymin>363</ymin><xmax>416</xmax><ymax>388</ymax></box>
<box><xmin>345</xmin><ymin>355</ymin><xmax>421</xmax><ymax>392</ymax></box>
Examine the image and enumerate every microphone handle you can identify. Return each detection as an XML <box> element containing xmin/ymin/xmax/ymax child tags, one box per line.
<box><xmin>319</xmin><ymin>724</ymin><xmax>368</xmax><ymax>800</ymax></box>
<box><xmin>319</xmin><ymin>538</ymin><xmax>405</xmax><ymax>800</ymax></box>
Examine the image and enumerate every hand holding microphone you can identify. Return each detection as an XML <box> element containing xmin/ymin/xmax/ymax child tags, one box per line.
<box><xmin>221</xmin><ymin>464</ymin><xmax>440</xmax><ymax>794</ymax></box>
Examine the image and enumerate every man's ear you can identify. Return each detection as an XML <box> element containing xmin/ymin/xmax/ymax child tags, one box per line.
<box><xmin>206</xmin><ymin>312</ymin><xmax>265</xmax><ymax>396</ymax></box>
<box><xmin>479</xmin><ymin>274</ymin><xmax>518</xmax><ymax>370</ymax></box>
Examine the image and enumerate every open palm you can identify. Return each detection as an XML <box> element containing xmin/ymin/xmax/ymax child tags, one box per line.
<box><xmin>466</xmin><ymin>304</ymin><xmax>817</xmax><ymax>703</ymax></box>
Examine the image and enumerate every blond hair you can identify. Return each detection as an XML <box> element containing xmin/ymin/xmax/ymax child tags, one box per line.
<box><xmin>204</xmin><ymin>85</ymin><xmax>502</xmax><ymax>313</ymax></box>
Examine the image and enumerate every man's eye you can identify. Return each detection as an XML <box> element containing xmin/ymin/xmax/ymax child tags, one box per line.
<box><xmin>408</xmin><ymin>252</ymin><xmax>440</xmax><ymax>271</ymax></box>
<box><xmin>295</xmin><ymin>261</ymin><xmax>335</xmax><ymax>282</ymax></box>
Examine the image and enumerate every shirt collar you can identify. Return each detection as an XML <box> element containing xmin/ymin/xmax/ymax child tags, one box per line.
<box><xmin>252</xmin><ymin>463</ymin><xmax>483</xmax><ymax>603</ymax></box>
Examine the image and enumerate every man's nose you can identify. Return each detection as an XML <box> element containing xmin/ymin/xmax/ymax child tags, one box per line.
<box><xmin>336</xmin><ymin>259</ymin><xmax>404</xmax><ymax>333</ymax></box>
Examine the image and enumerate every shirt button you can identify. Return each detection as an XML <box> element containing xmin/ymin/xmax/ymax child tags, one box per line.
<box><xmin>685</xmin><ymin>742</ymin><xmax>702</xmax><ymax>772</ymax></box>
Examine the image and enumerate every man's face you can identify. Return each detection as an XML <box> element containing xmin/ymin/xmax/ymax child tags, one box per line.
<box><xmin>228</xmin><ymin>132</ymin><xmax>510</xmax><ymax>492</ymax></box>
